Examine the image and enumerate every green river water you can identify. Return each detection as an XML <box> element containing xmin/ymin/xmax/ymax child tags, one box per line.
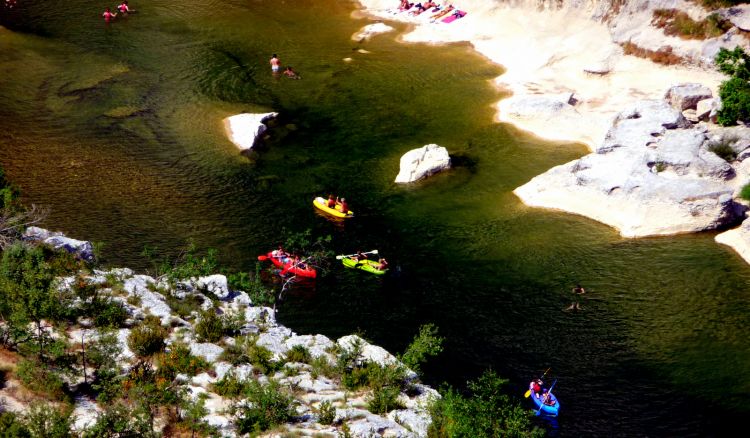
<box><xmin>1</xmin><ymin>1</ymin><xmax>750</xmax><ymax>435</ymax></box>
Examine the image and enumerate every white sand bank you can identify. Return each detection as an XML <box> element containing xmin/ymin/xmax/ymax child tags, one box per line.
<box><xmin>355</xmin><ymin>0</ymin><xmax>723</xmax><ymax>149</ymax></box>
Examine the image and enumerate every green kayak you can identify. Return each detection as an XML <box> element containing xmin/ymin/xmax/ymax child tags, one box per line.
<box><xmin>341</xmin><ymin>258</ymin><xmax>388</xmax><ymax>275</ymax></box>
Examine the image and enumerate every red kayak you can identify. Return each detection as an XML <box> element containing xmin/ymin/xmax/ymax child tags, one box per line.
<box><xmin>258</xmin><ymin>252</ymin><xmax>317</xmax><ymax>279</ymax></box>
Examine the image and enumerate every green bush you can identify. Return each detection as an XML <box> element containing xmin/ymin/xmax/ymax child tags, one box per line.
<box><xmin>23</xmin><ymin>402</ymin><xmax>73</xmax><ymax>438</ymax></box>
<box><xmin>285</xmin><ymin>344</ymin><xmax>312</xmax><ymax>364</ymax></box>
<box><xmin>82</xmin><ymin>403</ymin><xmax>153</xmax><ymax>438</ymax></box>
<box><xmin>367</xmin><ymin>385</ymin><xmax>404</xmax><ymax>415</ymax></box>
<box><xmin>220</xmin><ymin>336</ymin><xmax>281</xmax><ymax>374</ymax></box>
<box><xmin>227</xmin><ymin>263</ymin><xmax>276</xmax><ymax>306</ymax></box>
<box><xmin>740</xmin><ymin>183</ymin><xmax>750</xmax><ymax>201</ymax></box>
<box><xmin>93</xmin><ymin>299</ymin><xmax>129</xmax><ymax>328</ymax></box>
<box><xmin>427</xmin><ymin>371</ymin><xmax>543</xmax><ymax>438</ymax></box>
<box><xmin>212</xmin><ymin>372</ymin><xmax>249</xmax><ymax>399</ymax></box>
<box><xmin>156</xmin><ymin>343</ymin><xmax>210</xmax><ymax>378</ymax></box>
<box><xmin>195</xmin><ymin>309</ymin><xmax>224</xmax><ymax>342</ymax></box>
<box><xmin>399</xmin><ymin>323</ymin><xmax>443</xmax><ymax>376</ymax></box>
<box><xmin>317</xmin><ymin>400</ymin><xmax>336</xmax><ymax>425</ymax></box>
<box><xmin>165</xmin><ymin>292</ymin><xmax>205</xmax><ymax>319</ymax></box>
<box><xmin>15</xmin><ymin>359</ymin><xmax>67</xmax><ymax>401</ymax></box>
<box><xmin>716</xmin><ymin>47</ymin><xmax>750</xmax><ymax>126</ymax></box>
<box><xmin>235</xmin><ymin>380</ymin><xmax>295</xmax><ymax>434</ymax></box>
<box><xmin>0</xmin><ymin>411</ymin><xmax>31</xmax><ymax>437</ymax></box>
<box><xmin>127</xmin><ymin>316</ymin><xmax>167</xmax><ymax>357</ymax></box>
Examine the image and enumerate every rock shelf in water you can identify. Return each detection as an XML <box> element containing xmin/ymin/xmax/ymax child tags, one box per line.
<box><xmin>223</xmin><ymin>112</ymin><xmax>278</xmax><ymax>151</ymax></box>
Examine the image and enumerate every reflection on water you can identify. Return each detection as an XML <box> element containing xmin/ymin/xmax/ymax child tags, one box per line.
<box><xmin>2</xmin><ymin>1</ymin><xmax>750</xmax><ymax>435</ymax></box>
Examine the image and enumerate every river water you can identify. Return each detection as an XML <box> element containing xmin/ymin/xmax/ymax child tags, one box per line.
<box><xmin>1</xmin><ymin>1</ymin><xmax>749</xmax><ymax>436</ymax></box>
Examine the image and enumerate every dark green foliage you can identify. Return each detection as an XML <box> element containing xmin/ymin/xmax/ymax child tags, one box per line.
<box><xmin>92</xmin><ymin>367</ymin><xmax>122</xmax><ymax>404</ymax></box>
<box><xmin>0</xmin><ymin>411</ymin><xmax>31</xmax><ymax>438</ymax></box>
<box><xmin>235</xmin><ymin>380</ymin><xmax>295</xmax><ymax>434</ymax></box>
<box><xmin>195</xmin><ymin>309</ymin><xmax>224</xmax><ymax>343</ymax></box>
<box><xmin>15</xmin><ymin>359</ymin><xmax>68</xmax><ymax>401</ymax></box>
<box><xmin>141</xmin><ymin>241</ymin><xmax>218</xmax><ymax>283</ymax></box>
<box><xmin>367</xmin><ymin>385</ymin><xmax>404</xmax><ymax>415</ymax></box>
<box><xmin>220</xmin><ymin>336</ymin><xmax>281</xmax><ymax>374</ymax></box>
<box><xmin>227</xmin><ymin>263</ymin><xmax>275</xmax><ymax>306</ymax></box>
<box><xmin>428</xmin><ymin>371</ymin><xmax>544</xmax><ymax>438</ymax></box>
<box><xmin>716</xmin><ymin>47</ymin><xmax>750</xmax><ymax>126</ymax></box>
<box><xmin>22</xmin><ymin>402</ymin><xmax>73</xmax><ymax>438</ymax></box>
<box><xmin>718</xmin><ymin>76</ymin><xmax>750</xmax><ymax>126</ymax></box>
<box><xmin>0</xmin><ymin>166</ymin><xmax>20</xmax><ymax>210</ymax></box>
<box><xmin>708</xmin><ymin>143</ymin><xmax>737</xmax><ymax>161</ymax></box>
<box><xmin>285</xmin><ymin>344</ymin><xmax>312</xmax><ymax>364</ymax></box>
<box><xmin>127</xmin><ymin>315</ymin><xmax>167</xmax><ymax>357</ymax></box>
<box><xmin>157</xmin><ymin>343</ymin><xmax>210</xmax><ymax>378</ymax></box>
<box><xmin>212</xmin><ymin>372</ymin><xmax>249</xmax><ymax>399</ymax></box>
<box><xmin>740</xmin><ymin>183</ymin><xmax>750</xmax><ymax>201</ymax></box>
<box><xmin>165</xmin><ymin>292</ymin><xmax>205</xmax><ymax>319</ymax></box>
<box><xmin>399</xmin><ymin>323</ymin><xmax>443</xmax><ymax>376</ymax></box>
<box><xmin>317</xmin><ymin>400</ymin><xmax>336</xmax><ymax>425</ymax></box>
<box><xmin>93</xmin><ymin>299</ymin><xmax>129</xmax><ymax>328</ymax></box>
<box><xmin>82</xmin><ymin>403</ymin><xmax>154</xmax><ymax>438</ymax></box>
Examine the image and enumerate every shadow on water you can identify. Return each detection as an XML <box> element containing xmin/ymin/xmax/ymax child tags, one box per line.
<box><xmin>2</xmin><ymin>1</ymin><xmax>750</xmax><ymax>436</ymax></box>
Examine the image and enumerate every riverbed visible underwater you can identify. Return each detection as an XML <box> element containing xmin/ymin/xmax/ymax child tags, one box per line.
<box><xmin>1</xmin><ymin>1</ymin><xmax>749</xmax><ymax>436</ymax></box>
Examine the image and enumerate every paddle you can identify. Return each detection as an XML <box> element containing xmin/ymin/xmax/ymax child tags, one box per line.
<box><xmin>524</xmin><ymin>367</ymin><xmax>551</xmax><ymax>398</ymax></box>
<box><xmin>536</xmin><ymin>379</ymin><xmax>557</xmax><ymax>416</ymax></box>
<box><xmin>335</xmin><ymin>249</ymin><xmax>378</xmax><ymax>260</ymax></box>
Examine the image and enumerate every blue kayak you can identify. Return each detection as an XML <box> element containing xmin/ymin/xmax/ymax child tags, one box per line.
<box><xmin>530</xmin><ymin>389</ymin><xmax>560</xmax><ymax>416</ymax></box>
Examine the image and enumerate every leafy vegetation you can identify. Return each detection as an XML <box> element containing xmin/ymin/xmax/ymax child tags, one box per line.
<box><xmin>428</xmin><ymin>370</ymin><xmax>544</xmax><ymax>438</ymax></box>
<box><xmin>234</xmin><ymin>380</ymin><xmax>296</xmax><ymax>434</ymax></box>
<box><xmin>127</xmin><ymin>315</ymin><xmax>168</xmax><ymax>357</ymax></box>
<box><xmin>716</xmin><ymin>47</ymin><xmax>750</xmax><ymax>126</ymax></box>
<box><xmin>708</xmin><ymin>142</ymin><xmax>738</xmax><ymax>161</ymax></box>
<box><xmin>317</xmin><ymin>400</ymin><xmax>336</xmax><ymax>425</ymax></box>
<box><xmin>740</xmin><ymin>183</ymin><xmax>750</xmax><ymax>201</ymax></box>
<box><xmin>652</xmin><ymin>9</ymin><xmax>730</xmax><ymax>39</ymax></box>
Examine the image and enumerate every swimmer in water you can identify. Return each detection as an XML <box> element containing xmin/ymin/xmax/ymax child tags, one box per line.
<box><xmin>103</xmin><ymin>7</ymin><xmax>118</xmax><ymax>22</ymax></box>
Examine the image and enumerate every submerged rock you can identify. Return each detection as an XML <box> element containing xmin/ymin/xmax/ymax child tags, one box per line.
<box><xmin>395</xmin><ymin>144</ymin><xmax>451</xmax><ymax>183</ymax></box>
<box><xmin>223</xmin><ymin>112</ymin><xmax>277</xmax><ymax>151</ymax></box>
<box><xmin>353</xmin><ymin>22</ymin><xmax>394</xmax><ymax>41</ymax></box>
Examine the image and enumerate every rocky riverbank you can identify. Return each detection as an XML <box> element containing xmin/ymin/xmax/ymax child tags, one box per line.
<box><xmin>0</xmin><ymin>229</ymin><xmax>439</xmax><ymax>437</ymax></box>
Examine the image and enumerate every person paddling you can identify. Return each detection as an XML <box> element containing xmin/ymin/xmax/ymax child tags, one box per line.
<box><xmin>337</xmin><ymin>197</ymin><xmax>349</xmax><ymax>214</ymax></box>
<box><xmin>326</xmin><ymin>194</ymin><xmax>336</xmax><ymax>208</ymax></box>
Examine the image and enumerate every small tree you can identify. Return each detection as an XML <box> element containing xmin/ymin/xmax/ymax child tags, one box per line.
<box><xmin>716</xmin><ymin>47</ymin><xmax>750</xmax><ymax>126</ymax></box>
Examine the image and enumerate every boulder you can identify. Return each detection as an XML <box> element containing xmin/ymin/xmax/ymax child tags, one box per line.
<box><xmin>696</xmin><ymin>98</ymin><xmax>719</xmax><ymax>122</ymax></box>
<box><xmin>285</xmin><ymin>334</ymin><xmax>335</xmax><ymax>359</ymax></box>
<box><xmin>196</xmin><ymin>274</ymin><xmax>231</xmax><ymax>300</ymax></box>
<box><xmin>716</xmin><ymin>218</ymin><xmax>750</xmax><ymax>265</ymax></box>
<box><xmin>664</xmin><ymin>83</ymin><xmax>713</xmax><ymax>111</ymax></box>
<box><xmin>256</xmin><ymin>325</ymin><xmax>294</xmax><ymax>360</ymax></box>
<box><xmin>719</xmin><ymin>5</ymin><xmax>750</xmax><ymax>32</ymax></box>
<box><xmin>123</xmin><ymin>275</ymin><xmax>173</xmax><ymax>324</ymax></box>
<box><xmin>394</xmin><ymin>144</ymin><xmax>451</xmax><ymax>183</ymax></box>
<box><xmin>223</xmin><ymin>112</ymin><xmax>277</xmax><ymax>151</ymax></box>
<box><xmin>24</xmin><ymin>226</ymin><xmax>95</xmax><ymax>261</ymax></box>
<box><xmin>353</xmin><ymin>22</ymin><xmax>393</xmax><ymax>41</ymax></box>
<box><xmin>189</xmin><ymin>342</ymin><xmax>225</xmax><ymax>362</ymax></box>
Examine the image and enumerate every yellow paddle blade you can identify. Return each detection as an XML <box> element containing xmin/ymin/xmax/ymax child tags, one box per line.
<box><xmin>524</xmin><ymin>389</ymin><xmax>531</xmax><ymax>398</ymax></box>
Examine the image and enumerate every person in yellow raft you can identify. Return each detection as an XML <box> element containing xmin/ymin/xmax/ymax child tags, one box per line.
<box><xmin>337</xmin><ymin>197</ymin><xmax>349</xmax><ymax>214</ymax></box>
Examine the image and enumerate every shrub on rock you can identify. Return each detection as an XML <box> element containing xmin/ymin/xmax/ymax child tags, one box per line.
<box><xmin>127</xmin><ymin>315</ymin><xmax>167</xmax><ymax>357</ymax></box>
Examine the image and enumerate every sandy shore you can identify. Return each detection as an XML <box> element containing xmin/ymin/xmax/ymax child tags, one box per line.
<box><xmin>355</xmin><ymin>0</ymin><xmax>723</xmax><ymax>150</ymax></box>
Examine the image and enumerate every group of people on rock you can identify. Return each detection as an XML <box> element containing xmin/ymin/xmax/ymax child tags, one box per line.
<box><xmin>269</xmin><ymin>54</ymin><xmax>300</xmax><ymax>79</ymax></box>
<box><xmin>351</xmin><ymin>250</ymin><xmax>389</xmax><ymax>271</ymax></box>
<box><xmin>103</xmin><ymin>1</ymin><xmax>134</xmax><ymax>22</ymax></box>
<box><xmin>530</xmin><ymin>379</ymin><xmax>557</xmax><ymax>406</ymax></box>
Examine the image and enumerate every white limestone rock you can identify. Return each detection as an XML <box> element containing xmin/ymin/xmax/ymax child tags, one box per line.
<box><xmin>24</xmin><ymin>226</ymin><xmax>95</xmax><ymax>261</ymax></box>
<box><xmin>337</xmin><ymin>335</ymin><xmax>401</xmax><ymax>368</ymax></box>
<box><xmin>257</xmin><ymin>325</ymin><xmax>294</xmax><ymax>360</ymax></box>
<box><xmin>196</xmin><ymin>274</ymin><xmax>231</xmax><ymax>300</ymax></box>
<box><xmin>223</xmin><ymin>112</ymin><xmax>278</xmax><ymax>151</ymax></box>
<box><xmin>719</xmin><ymin>5</ymin><xmax>750</xmax><ymax>32</ymax></box>
<box><xmin>353</xmin><ymin>22</ymin><xmax>394</xmax><ymax>41</ymax></box>
<box><xmin>71</xmin><ymin>395</ymin><xmax>101</xmax><ymax>432</ymax></box>
<box><xmin>515</xmin><ymin>99</ymin><xmax>746</xmax><ymax>237</ymax></box>
<box><xmin>190</xmin><ymin>342</ymin><xmax>225</xmax><ymax>362</ymax></box>
<box><xmin>123</xmin><ymin>275</ymin><xmax>173</xmax><ymax>324</ymax></box>
<box><xmin>696</xmin><ymin>98</ymin><xmax>719</xmax><ymax>122</ymax></box>
<box><xmin>388</xmin><ymin>409</ymin><xmax>432</xmax><ymax>437</ymax></box>
<box><xmin>716</xmin><ymin>218</ymin><xmax>750</xmax><ymax>265</ymax></box>
<box><xmin>664</xmin><ymin>83</ymin><xmax>713</xmax><ymax>111</ymax></box>
<box><xmin>285</xmin><ymin>334</ymin><xmax>335</xmax><ymax>359</ymax></box>
<box><xmin>395</xmin><ymin>144</ymin><xmax>451</xmax><ymax>183</ymax></box>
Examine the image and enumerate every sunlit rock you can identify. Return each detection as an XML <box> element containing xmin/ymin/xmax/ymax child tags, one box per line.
<box><xmin>223</xmin><ymin>112</ymin><xmax>277</xmax><ymax>151</ymax></box>
<box><xmin>395</xmin><ymin>144</ymin><xmax>451</xmax><ymax>183</ymax></box>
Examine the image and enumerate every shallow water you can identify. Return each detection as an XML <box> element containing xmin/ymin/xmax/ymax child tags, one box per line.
<box><xmin>2</xmin><ymin>1</ymin><xmax>749</xmax><ymax>435</ymax></box>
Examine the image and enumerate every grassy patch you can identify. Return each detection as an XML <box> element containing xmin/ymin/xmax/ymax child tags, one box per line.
<box><xmin>653</xmin><ymin>9</ymin><xmax>730</xmax><ymax>39</ymax></box>
<box><xmin>709</xmin><ymin>143</ymin><xmax>738</xmax><ymax>161</ymax></box>
<box><xmin>621</xmin><ymin>41</ymin><xmax>685</xmax><ymax>65</ymax></box>
<box><xmin>740</xmin><ymin>183</ymin><xmax>750</xmax><ymax>201</ymax></box>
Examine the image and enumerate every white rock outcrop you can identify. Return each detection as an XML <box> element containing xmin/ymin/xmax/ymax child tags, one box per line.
<box><xmin>394</xmin><ymin>144</ymin><xmax>451</xmax><ymax>184</ymax></box>
<box><xmin>664</xmin><ymin>83</ymin><xmax>713</xmax><ymax>111</ymax></box>
<box><xmin>514</xmin><ymin>98</ymin><xmax>747</xmax><ymax>237</ymax></box>
<box><xmin>196</xmin><ymin>274</ymin><xmax>231</xmax><ymax>300</ymax></box>
<box><xmin>353</xmin><ymin>22</ymin><xmax>394</xmax><ymax>41</ymax></box>
<box><xmin>716</xmin><ymin>218</ymin><xmax>750</xmax><ymax>265</ymax></box>
<box><xmin>223</xmin><ymin>112</ymin><xmax>277</xmax><ymax>151</ymax></box>
<box><xmin>24</xmin><ymin>226</ymin><xmax>95</xmax><ymax>261</ymax></box>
